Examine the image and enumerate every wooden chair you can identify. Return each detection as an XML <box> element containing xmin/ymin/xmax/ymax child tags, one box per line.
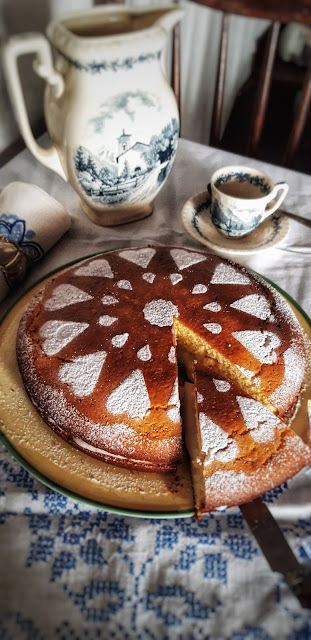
<box><xmin>172</xmin><ymin>0</ymin><xmax>311</xmax><ymax>168</ymax></box>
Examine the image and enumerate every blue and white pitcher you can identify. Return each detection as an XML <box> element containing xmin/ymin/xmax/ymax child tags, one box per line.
<box><xmin>3</xmin><ymin>4</ymin><xmax>184</xmax><ymax>226</ymax></box>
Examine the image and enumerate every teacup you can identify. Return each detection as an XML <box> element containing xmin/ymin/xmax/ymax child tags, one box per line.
<box><xmin>208</xmin><ymin>166</ymin><xmax>289</xmax><ymax>238</ymax></box>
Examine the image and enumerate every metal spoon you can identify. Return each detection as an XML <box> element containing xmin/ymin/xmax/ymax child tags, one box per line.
<box><xmin>278</xmin><ymin>208</ymin><xmax>311</xmax><ymax>228</ymax></box>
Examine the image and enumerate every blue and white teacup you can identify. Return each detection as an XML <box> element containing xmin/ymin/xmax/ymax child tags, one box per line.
<box><xmin>208</xmin><ymin>166</ymin><xmax>289</xmax><ymax>238</ymax></box>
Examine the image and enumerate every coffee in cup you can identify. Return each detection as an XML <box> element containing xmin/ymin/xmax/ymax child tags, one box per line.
<box><xmin>208</xmin><ymin>166</ymin><xmax>289</xmax><ymax>238</ymax></box>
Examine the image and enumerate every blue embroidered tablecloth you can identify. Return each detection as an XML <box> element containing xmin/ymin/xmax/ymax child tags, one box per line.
<box><xmin>0</xmin><ymin>138</ymin><xmax>311</xmax><ymax>639</ymax></box>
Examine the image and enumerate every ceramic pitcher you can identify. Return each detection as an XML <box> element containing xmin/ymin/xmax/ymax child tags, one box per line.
<box><xmin>3</xmin><ymin>4</ymin><xmax>184</xmax><ymax>226</ymax></box>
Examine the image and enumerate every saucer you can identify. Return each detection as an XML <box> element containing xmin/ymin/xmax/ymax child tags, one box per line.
<box><xmin>181</xmin><ymin>191</ymin><xmax>290</xmax><ymax>256</ymax></box>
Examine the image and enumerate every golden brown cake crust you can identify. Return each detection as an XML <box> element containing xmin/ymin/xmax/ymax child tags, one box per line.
<box><xmin>16</xmin><ymin>246</ymin><xmax>307</xmax><ymax>472</ymax></box>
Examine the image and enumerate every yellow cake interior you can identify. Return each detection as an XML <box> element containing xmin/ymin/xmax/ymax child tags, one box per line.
<box><xmin>174</xmin><ymin>319</ymin><xmax>278</xmax><ymax>415</ymax></box>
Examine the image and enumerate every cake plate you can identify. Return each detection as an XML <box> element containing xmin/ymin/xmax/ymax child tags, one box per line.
<box><xmin>0</xmin><ymin>255</ymin><xmax>310</xmax><ymax>519</ymax></box>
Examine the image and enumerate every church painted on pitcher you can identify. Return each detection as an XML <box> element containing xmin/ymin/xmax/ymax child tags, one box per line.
<box><xmin>116</xmin><ymin>130</ymin><xmax>152</xmax><ymax>176</ymax></box>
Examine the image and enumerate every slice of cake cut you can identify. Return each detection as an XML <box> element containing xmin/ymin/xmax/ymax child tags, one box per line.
<box><xmin>183</xmin><ymin>365</ymin><xmax>311</xmax><ymax>515</ymax></box>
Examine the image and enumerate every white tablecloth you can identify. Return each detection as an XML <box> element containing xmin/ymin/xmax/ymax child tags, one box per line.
<box><xmin>0</xmin><ymin>138</ymin><xmax>311</xmax><ymax>639</ymax></box>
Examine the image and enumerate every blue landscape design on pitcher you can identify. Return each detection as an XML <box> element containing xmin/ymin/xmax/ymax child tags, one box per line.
<box><xmin>74</xmin><ymin>116</ymin><xmax>179</xmax><ymax>206</ymax></box>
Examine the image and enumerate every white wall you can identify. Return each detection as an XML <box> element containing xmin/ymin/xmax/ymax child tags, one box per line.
<box><xmin>0</xmin><ymin>0</ymin><xmax>270</xmax><ymax>155</ymax></box>
<box><xmin>0</xmin><ymin>0</ymin><xmax>93</xmax><ymax>153</ymax></box>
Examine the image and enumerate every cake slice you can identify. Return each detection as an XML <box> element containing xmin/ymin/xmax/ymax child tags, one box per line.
<box><xmin>183</xmin><ymin>365</ymin><xmax>311</xmax><ymax>515</ymax></box>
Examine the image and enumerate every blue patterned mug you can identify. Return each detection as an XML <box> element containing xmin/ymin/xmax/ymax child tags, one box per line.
<box><xmin>208</xmin><ymin>166</ymin><xmax>289</xmax><ymax>238</ymax></box>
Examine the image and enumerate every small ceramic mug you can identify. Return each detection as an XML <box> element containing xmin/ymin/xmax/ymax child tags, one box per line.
<box><xmin>208</xmin><ymin>166</ymin><xmax>289</xmax><ymax>238</ymax></box>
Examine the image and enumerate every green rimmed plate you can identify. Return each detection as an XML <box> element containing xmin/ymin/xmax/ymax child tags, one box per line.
<box><xmin>0</xmin><ymin>253</ymin><xmax>310</xmax><ymax>519</ymax></box>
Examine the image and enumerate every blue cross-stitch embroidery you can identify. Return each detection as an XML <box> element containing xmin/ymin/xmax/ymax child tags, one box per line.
<box><xmin>0</xmin><ymin>213</ymin><xmax>44</xmax><ymax>262</ymax></box>
<box><xmin>231</xmin><ymin>626</ymin><xmax>273</xmax><ymax>640</ymax></box>
<box><xmin>175</xmin><ymin>545</ymin><xmax>197</xmax><ymax>571</ymax></box>
<box><xmin>224</xmin><ymin>534</ymin><xmax>259</xmax><ymax>560</ymax></box>
<box><xmin>155</xmin><ymin>525</ymin><xmax>179</xmax><ymax>554</ymax></box>
<box><xmin>51</xmin><ymin>550</ymin><xmax>76</xmax><ymax>582</ymax></box>
<box><xmin>26</xmin><ymin>535</ymin><xmax>55</xmax><ymax>567</ymax></box>
<box><xmin>145</xmin><ymin>585</ymin><xmax>221</xmax><ymax>624</ymax></box>
<box><xmin>80</xmin><ymin>538</ymin><xmax>108</xmax><ymax>567</ymax></box>
<box><xmin>1</xmin><ymin>612</ymin><xmax>44</xmax><ymax>640</ymax></box>
<box><xmin>204</xmin><ymin>552</ymin><xmax>227</xmax><ymax>584</ymax></box>
<box><xmin>262</xmin><ymin>482</ymin><xmax>288</xmax><ymax>503</ymax></box>
<box><xmin>66</xmin><ymin>580</ymin><xmax>126</xmax><ymax>622</ymax></box>
<box><xmin>26</xmin><ymin>513</ymin><xmax>52</xmax><ymax>535</ymax></box>
<box><xmin>0</xmin><ymin>454</ymin><xmax>39</xmax><ymax>500</ymax></box>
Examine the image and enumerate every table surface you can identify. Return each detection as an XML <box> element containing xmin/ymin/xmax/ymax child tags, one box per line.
<box><xmin>0</xmin><ymin>138</ymin><xmax>311</xmax><ymax>639</ymax></box>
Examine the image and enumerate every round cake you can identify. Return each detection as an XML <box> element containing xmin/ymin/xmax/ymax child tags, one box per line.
<box><xmin>16</xmin><ymin>245</ymin><xmax>308</xmax><ymax>479</ymax></box>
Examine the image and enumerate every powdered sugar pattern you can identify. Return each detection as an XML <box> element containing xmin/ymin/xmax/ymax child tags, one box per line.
<box><xmin>213</xmin><ymin>379</ymin><xmax>231</xmax><ymax>392</ymax></box>
<box><xmin>211</xmin><ymin>263</ymin><xmax>251</xmax><ymax>285</ymax></box>
<box><xmin>44</xmin><ymin>284</ymin><xmax>93</xmax><ymax>311</ymax></box>
<box><xmin>235</xmin><ymin>365</ymin><xmax>255</xmax><ymax>379</ymax></box>
<box><xmin>204</xmin><ymin>323</ymin><xmax>222</xmax><ymax>334</ymax></box>
<box><xmin>106</xmin><ymin>370</ymin><xmax>150</xmax><ymax>420</ymax></box>
<box><xmin>214</xmin><ymin>440</ymin><xmax>239</xmax><ymax>464</ymax></box>
<box><xmin>199</xmin><ymin>413</ymin><xmax>238</xmax><ymax>464</ymax></box>
<box><xmin>203</xmin><ymin>302</ymin><xmax>221</xmax><ymax>312</ymax></box>
<box><xmin>111</xmin><ymin>333</ymin><xmax>129</xmax><ymax>348</ymax></box>
<box><xmin>40</xmin><ymin>320</ymin><xmax>89</xmax><ymax>356</ymax></box>
<box><xmin>137</xmin><ymin>345</ymin><xmax>152</xmax><ymax>361</ymax></box>
<box><xmin>230</xmin><ymin>294</ymin><xmax>274</xmax><ymax>320</ymax></box>
<box><xmin>75</xmin><ymin>259</ymin><xmax>113</xmax><ymax>278</ymax></box>
<box><xmin>237</xmin><ymin>395</ymin><xmax>281</xmax><ymax>443</ymax></box>
<box><xmin>197</xmin><ymin>392</ymin><xmax>204</xmax><ymax>403</ymax></box>
<box><xmin>142</xmin><ymin>273</ymin><xmax>156</xmax><ymax>284</ymax></box>
<box><xmin>98</xmin><ymin>315</ymin><xmax>118</xmax><ymax>327</ymax></box>
<box><xmin>117</xmin><ymin>280</ymin><xmax>132</xmax><ymax>290</ymax></box>
<box><xmin>119</xmin><ymin>248</ymin><xmax>156</xmax><ymax>268</ymax></box>
<box><xmin>206</xmin><ymin>469</ymin><xmax>247</xmax><ymax>493</ymax></box>
<box><xmin>192</xmin><ymin>284</ymin><xmax>207</xmax><ymax>294</ymax></box>
<box><xmin>143</xmin><ymin>299</ymin><xmax>179</xmax><ymax>327</ymax></box>
<box><xmin>169</xmin><ymin>273</ymin><xmax>183</xmax><ymax>285</ymax></box>
<box><xmin>168</xmin><ymin>379</ymin><xmax>180</xmax><ymax>407</ymax></box>
<box><xmin>166</xmin><ymin>407</ymin><xmax>180</xmax><ymax>423</ymax></box>
<box><xmin>101</xmin><ymin>295</ymin><xmax>118</xmax><ymax>305</ymax></box>
<box><xmin>270</xmin><ymin>347</ymin><xmax>305</xmax><ymax>408</ymax></box>
<box><xmin>168</xmin><ymin>346</ymin><xmax>176</xmax><ymax>363</ymax></box>
<box><xmin>232</xmin><ymin>330</ymin><xmax>281</xmax><ymax>364</ymax></box>
<box><xmin>58</xmin><ymin>351</ymin><xmax>107</xmax><ymax>397</ymax></box>
<box><xmin>170</xmin><ymin>248</ymin><xmax>206</xmax><ymax>270</ymax></box>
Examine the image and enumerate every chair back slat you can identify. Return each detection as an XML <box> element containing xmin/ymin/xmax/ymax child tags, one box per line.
<box><xmin>247</xmin><ymin>21</ymin><xmax>280</xmax><ymax>157</ymax></box>
<box><xmin>284</xmin><ymin>63</ymin><xmax>311</xmax><ymax>167</ymax></box>
<box><xmin>210</xmin><ymin>12</ymin><xmax>230</xmax><ymax>148</ymax></box>
<box><xmin>171</xmin><ymin>0</ymin><xmax>311</xmax><ymax>169</ymax></box>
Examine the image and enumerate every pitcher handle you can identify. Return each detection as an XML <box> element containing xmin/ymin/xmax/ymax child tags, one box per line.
<box><xmin>263</xmin><ymin>182</ymin><xmax>289</xmax><ymax>218</ymax></box>
<box><xmin>2</xmin><ymin>33</ymin><xmax>67</xmax><ymax>180</ymax></box>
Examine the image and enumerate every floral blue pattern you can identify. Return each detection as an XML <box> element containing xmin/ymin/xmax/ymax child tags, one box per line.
<box><xmin>58</xmin><ymin>50</ymin><xmax>162</xmax><ymax>74</ymax></box>
<box><xmin>0</xmin><ymin>214</ymin><xmax>44</xmax><ymax>262</ymax></box>
<box><xmin>214</xmin><ymin>172</ymin><xmax>270</xmax><ymax>195</ymax></box>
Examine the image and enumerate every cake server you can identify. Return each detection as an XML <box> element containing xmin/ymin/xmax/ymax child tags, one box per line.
<box><xmin>240</xmin><ymin>497</ymin><xmax>311</xmax><ymax>609</ymax></box>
